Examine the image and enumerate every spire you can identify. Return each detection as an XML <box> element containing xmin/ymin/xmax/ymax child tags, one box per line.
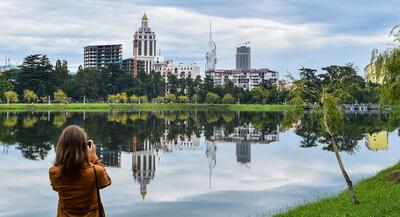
<box><xmin>142</xmin><ymin>11</ymin><xmax>149</xmax><ymax>20</ymax></box>
<box><xmin>209</xmin><ymin>21</ymin><xmax>212</xmax><ymax>41</ymax></box>
<box><xmin>141</xmin><ymin>191</ymin><xmax>147</xmax><ymax>201</ymax></box>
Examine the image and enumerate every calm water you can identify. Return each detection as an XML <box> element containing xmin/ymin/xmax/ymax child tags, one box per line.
<box><xmin>0</xmin><ymin>111</ymin><xmax>399</xmax><ymax>217</ymax></box>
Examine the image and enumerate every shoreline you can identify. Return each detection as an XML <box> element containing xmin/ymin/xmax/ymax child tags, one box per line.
<box><xmin>0</xmin><ymin>103</ymin><xmax>297</xmax><ymax>112</ymax></box>
<box><xmin>273</xmin><ymin>162</ymin><xmax>400</xmax><ymax>217</ymax></box>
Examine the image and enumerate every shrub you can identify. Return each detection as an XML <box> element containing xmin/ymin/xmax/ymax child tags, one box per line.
<box><xmin>155</xmin><ymin>96</ymin><xmax>165</xmax><ymax>103</ymax></box>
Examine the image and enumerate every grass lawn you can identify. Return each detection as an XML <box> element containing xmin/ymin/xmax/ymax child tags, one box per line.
<box><xmin>0</xmin><ymin>103</ymin><xmax>296</xmax><ymax>112</ymax></box>
<box><xmin>273</xmin><ymin>162</ymin><xmax>400</xmax><ymax>217</ymax></box>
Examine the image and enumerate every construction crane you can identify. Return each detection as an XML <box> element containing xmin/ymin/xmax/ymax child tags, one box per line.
<box><xmin>133</xmin><ymin>39</ymin><xmax>138</xmax><ymax>77</ymax></box>
<box><xmin>237</xmin><ymin>41</ymin><xmax>250</xmax><ymax>47</ymax></box>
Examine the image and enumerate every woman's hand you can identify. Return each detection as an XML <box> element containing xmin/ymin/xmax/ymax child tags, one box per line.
<box><xmin>87</xmin><ymin>139</ymin><xmax>98</xmax><ymax>162</ymax></box>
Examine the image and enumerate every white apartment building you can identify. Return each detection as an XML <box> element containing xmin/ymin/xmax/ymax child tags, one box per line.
<box><xmin>207</xmin><ymin>69</ymin><xmax>279</xmax><ymax>91</ymax></box>
<box><xmin>153</xmin><ymin>55</ymin><xmax>200</xmax><ymax>81</ymax></box>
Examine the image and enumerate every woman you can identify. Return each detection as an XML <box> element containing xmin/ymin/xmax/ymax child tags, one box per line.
<box><xmin>49</xmin><ymin>125</ymin><xmax>112</xmax><ymax>217</ymax></box>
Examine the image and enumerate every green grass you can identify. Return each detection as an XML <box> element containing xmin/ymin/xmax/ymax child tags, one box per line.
<box><xmin>0</xmin><ymin>103</ymin><xmax>296</xmax><ymax>112</ymax></box>
<box><xmin>273</xmin><ymin>162</ymin><xmax>400</xmax><ymax>217</ymax></box>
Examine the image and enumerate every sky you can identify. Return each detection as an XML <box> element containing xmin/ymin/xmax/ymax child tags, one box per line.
<box><xmin>0</xmin><ymin>0</ymin><xmax>399</xmax><ymax>77</ymax></box>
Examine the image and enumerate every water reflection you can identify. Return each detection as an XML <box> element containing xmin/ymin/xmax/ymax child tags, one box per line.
<box><xmin>0</xmin><ymin>111</ymin><xmax>397</xmax><ymax>200</ymax></box>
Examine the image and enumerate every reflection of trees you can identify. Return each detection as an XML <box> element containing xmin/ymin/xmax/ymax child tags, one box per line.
<box><xmin>295</xmin><ymin>112</ymin><xmax>397</xmax><ymax>153</ymax></box>
<box><xmin>22</xmin><ymin>115</ymin><xmax>38</xmax><ymax>128</ymax></box>
<box><xmin>53</xmin><ymin>114</ymin><xmax>67</xmax><ymax>128</ymax></box>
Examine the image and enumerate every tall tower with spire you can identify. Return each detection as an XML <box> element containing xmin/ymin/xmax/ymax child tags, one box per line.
<box><xmin>205</xmin><ymin>21</ymin><xmax>217</xmax><ymax>73</ymax></box>
<box><xmin>134</xmin><ymin>12</ymin><xmax>157</xmax><ymax>74</ymax></box>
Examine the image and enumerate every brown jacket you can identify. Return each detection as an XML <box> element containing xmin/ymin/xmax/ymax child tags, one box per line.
<box><xmin>49</xmin><ymin>154</ymin><xmax>111</xmax><ymax>217</ymax></box>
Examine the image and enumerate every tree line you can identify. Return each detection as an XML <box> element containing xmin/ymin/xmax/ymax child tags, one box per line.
<box><xmin>0</xmin><ymin>54</ymin><xmax>381</xmax><ymax>104</ymax></box>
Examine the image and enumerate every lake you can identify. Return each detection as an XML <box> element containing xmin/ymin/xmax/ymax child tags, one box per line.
<box><xmin>0</xmin><ymin>111</ymin><xmax>399</xmax><ymax>217</ymax></box>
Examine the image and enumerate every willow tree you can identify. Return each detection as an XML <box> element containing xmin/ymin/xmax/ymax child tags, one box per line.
<box><xmin>369</xmin><ymin>25</ymin><xmax>400</xmax><ymax>110</ymax></box>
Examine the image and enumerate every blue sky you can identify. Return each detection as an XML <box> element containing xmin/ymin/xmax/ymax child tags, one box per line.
<box><xmin>0</xmin><ymin>0</ymin><xmax>398</xmax><ymax>76</ymax></box>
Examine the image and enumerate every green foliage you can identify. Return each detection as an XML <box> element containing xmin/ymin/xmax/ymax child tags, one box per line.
<box><xmin>23</xmin><ymin>89</ymin><xmax>38</xmax><ymax>103</ymax></box>
<box><xmin>155</xmin><ymin>96</ymin><xmax>165</xmax><ymax>103</ymax></box>
<box><xmin>165</xmin><ymin>93</ymin><xmax>177</xmax><ymax>103</ymax></box>
<box><xmin>4</xmin><ymin>90</ymin><xmax>18</xmax><ymax>104</ymax></box>
<box><xmin>369</xmin><ymin>32</ymin><xmax>400</xmax><ymax>107</ymax></box>
<box><xmin>116</xmin><ymin>92</ymin><xmax>129</xmax><ymax>103</ymax></box>
<box><xmin>222</xmin><ymin>93</ymin><xmax>235</xmax><ymax>104</ymax></box>
<box><xmin>53</xmin><ymin>90</ymin><xmax>67</xmax><ymax>103</ymax></box>
<box><xmin>191</xmin><ymin>94</ymin><xmax>200</xmax><ymax>103</ymax></box>
<box><xmin>251</xmin><ymin>87</ymin><xmax>269</xmax><ymax>104</ymax></box>
<box><xmin>206</xmin><ymin>92</ymin><xmax>220</xmax><ymax>104</ymax></box>
<box><xmin>139</xmin><ymin>95</ymin><xmax>149</xmax><ymax>103</ymax></box>
<box><xmin>130</xmin><ymin>95</ymin><xmax>139</xmax><ymax>104</ymax></box>
<box><xmin>178</xmin><ymin>95</ymin><xmax>189</xmax><ymax>103</ymax></box>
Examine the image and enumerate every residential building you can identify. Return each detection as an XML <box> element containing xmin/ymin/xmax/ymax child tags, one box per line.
<box><xmin>236</xmin><ymin>45</ymin><xmax>251</xmax><ymax>70</ymax></box>
<box><xmin>84</xmin><ymin>44</ymin><xmax>122</xmax><ymax>69</ymax></box>
<box><xmin>207</xmin><ymin>68</ymin><xmax>279</xmax><ymax>91</ymax></box>
<box><xmin>122</xmin><ymin>58</ymin><xmax>145</xmax><ymax>74</ymax></box>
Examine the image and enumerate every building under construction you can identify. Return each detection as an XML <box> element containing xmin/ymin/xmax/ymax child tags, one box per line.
<box><xmin>84</xmin><ymin>44</ymin><xmax>122</xmax><ymax>69</ymax></box>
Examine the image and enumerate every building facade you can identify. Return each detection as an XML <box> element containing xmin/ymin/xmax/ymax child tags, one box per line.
<box><xmin>133</xmin><ymin>12</ymin><xmax>157</xmax><ymax>74</ymax></box>
<box><xmin>84</xmin><ymin>44</ymin><xmax>122</xmax><ymax>69</ymax></box>
<box><xmin>122</xmin><ymin>58</ymin><xmax>145</xmax><ymax>74</ymax></box>
<box><xmin>207</xmin><ymin>68</ymin><xmax>279</xmax><ymax>91</ymax></box>
<box><xmin>236</xmin><ymin>45</ymin><xmax>251</xmax><ymax>70</ymax></box>
<box><xmin>153</xmin><ymin>56</ymin><xmax>200</xmax><ymax>79</ymax></box>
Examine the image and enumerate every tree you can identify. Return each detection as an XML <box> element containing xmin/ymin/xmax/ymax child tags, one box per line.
<box><xmin>139</xmin><ymin>95</ymin><xmax>149</xmax><ymax>103</ymax></box>
<box><xmin>4</xmin><ymin>91</ymin><xmax>18</xmax><ymax>104</ymax></box>
<box><xmin>191</xmin><ymin>94</ymin><xmax>200</xmax><ymax>103</ymax></box>
<box><xmin>155</xmin><ymin>96</ymin><xmax>164</xmax><ymax>103</ymax></box>
<box><xmin>165</xmin><ymin>93</ymin><xmax>177</xmax><ymax>103</ymax></box>
<box><xmin>206</xmin><ymin>92</ymin><xmax>220</xmax><ymax>104</ymax></box>
<box><xmin>130</xmin><ymin>95</ymin><xmax>139</xmax><ymax>104</ymax></box>
<box><xmin>251</xmin><ymin>87</ymin><xmax>269</xmax><ymax>104</ymax></box>
<box><xmin>23</xmin><ymin>89</ymin><xmax>38</xmax><ymax>103</ymax></box>
<box><xmin>54</xmin><ymin>90</ymin><xmax>67</xmax><ymax>103</ymax></box>
<box><xmin>108</xmin><ymin>94</ymin><xmax>117</xmax><ymax>103</ymax></box>
<box><xmin>222</xmin><ymin>93</ymin><xmax>235</xmax><ymax>104</ymax></box>
<box><xmin>178</xmin><ymin>95</ymin><xmax>189</xmax><ymax>103</ymax></box>
<box><xmin>116</xmin><ymin>92</ymin><xmax>128</xmax><ymax>103</ymax></box>
<box><xmin>17</xmin><ymin>54</ymin><xmax>54</xmax><ymax>96</ymax></box>
<box><xmin>0</xmin><ymin>76</ymin><xmax>13</xmax><ymax>101</ymax></box>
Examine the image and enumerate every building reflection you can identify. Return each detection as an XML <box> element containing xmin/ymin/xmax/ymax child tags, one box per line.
<box><xmin>365</xmin><ymin>131</ymin><xmax>388</xmax><ymax>151</ymax></box>
<box><xmin>132</xmin><ymin>138</ymin><xmax>156</xmax><ymax>200</ymax></box>
<box><xmin>97</xmin><ymin>146</ymin><xmax>122</xmax><ymax>168</ymax></box>
<box><xmin>236</xmin><ymin>143</ymin><xmax>251</xmax><ymax>165</ymax></box>
<box><xmin>206</xmin><ymin>140</ymin><xmax>217</xmax><ymax>189</ymax></box>
<box><xmin>209</xmin><ymin>123</ymin><xmax>280</xmax><ymax>167</ymax></box>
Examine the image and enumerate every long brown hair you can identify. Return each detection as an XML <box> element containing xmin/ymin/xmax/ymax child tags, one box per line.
<box><xmin>54</xmin><ymin>125</ymin><xmax>89</xmax><ymax>178</ymax></box>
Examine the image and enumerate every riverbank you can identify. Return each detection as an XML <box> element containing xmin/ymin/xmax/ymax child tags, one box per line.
<box><xmin>0</xmin><ymin>103</ymin><xmax>296</xmax><ymax>112</ymax></box>
<box><xmin>273</xmin><ymin>162</ymin><xmax>400</xmax><ymax>217</ymax></box>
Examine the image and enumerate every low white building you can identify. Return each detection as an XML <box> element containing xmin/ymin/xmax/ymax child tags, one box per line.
<box><xmin>207</xmin><ymin>69</ymin><xmax>279</xmax><ymax>91</ymax></box>
<box><xmin>153</xmin><ymin>55</ymin><xmax>200</xmax><ymax>80</ymax></box>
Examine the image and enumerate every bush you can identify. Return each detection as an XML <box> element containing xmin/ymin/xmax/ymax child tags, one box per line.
<box><xmin>165</xmin><ymin>93</ymin><xmax>177</xmax><ymax>103</ymax></box>
<box><xmin>206</xmin><ymin>92</ymin><xmax>220</xmax><ymax>104</ymax></box>
<box><xmin>222</xmin><ymin>93</ymin><xmax>235</xmax><ymax>104</ymax></box>
<box><xmin>23</xmin><ymin>89</ymin><xmax>38</xmax><ymax>103</ymax></box>
<box><xmin>178</xmin><ymin>95</ymin><xmax>189</xmax><ymax>103</ymax></box>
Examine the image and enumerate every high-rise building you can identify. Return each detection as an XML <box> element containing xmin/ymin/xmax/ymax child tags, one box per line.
<box><xmin>133</xmin><ymin>12</ymin><xmax>157</xmax><ymax>73</ymax></box>
<box><xmin>236</xmin><ymin>45</ymin><xmax>251</xmax><ymax>70</ymax></box>
<box><xmin>84</xmin><ymin>44</ymin><xmax>122</xmax><ymax>69</ymax></box>
<box><xmin>122</xmin><ymin>58</ymin><xmax>145</xmax><ymax>74</ymax></box>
